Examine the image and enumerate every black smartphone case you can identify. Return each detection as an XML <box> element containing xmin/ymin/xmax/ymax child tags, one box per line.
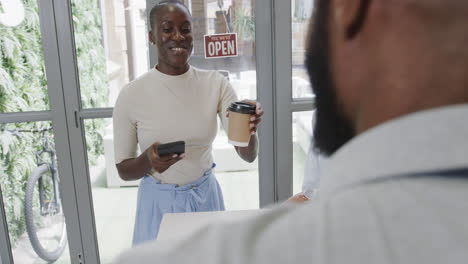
<box><xmin>157</xmin><ymin>141</ymin><xmax>185</xmax><ymax>156</ymax></box>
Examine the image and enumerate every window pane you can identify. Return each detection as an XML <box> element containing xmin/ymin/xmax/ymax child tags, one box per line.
<box><xmin>293</xmin><ymin>111</ymin><xmax>316</xmax><ymax>195</ymax></box>
<box><xmin>188</xmin><ymin>0</ymin><xmax>259</xmax><ymax>208</ymax></box>
<box><xmin>214</xmin><ymin>121</ymin><xmax>259</xmax><ymax>210</ymax></box>
<box><xmin>83</xmin><ymin>118</ymin><xmax>136</xmax><ymax>263</ymax></box>
<box><xmin>291</xmin><ymin>0</ymin><xmax>314</xmax><ymax>99</ymax></box>
<box><xmin>189</xmin><ymin>0</ymin><xmax>257</xmax><ymax>100</ymax></box>
<box><xmin>0</xmin><ymin>1</ymin><xmax>50</xmax><ymax>112</ymax></box>
<box><xmin>71</xmin><ymin>0</ymin><xmax>149</xmax><ymax>109</ymax></box>
<box><xmin>84</xmin><ymin>116</ymin><xmax>258</xmax><ymax>261</ymax></box>
<box><xmin>0</xmin><ymin>122</ymin><xmax>70</xmax><ymax>263</ymax></box>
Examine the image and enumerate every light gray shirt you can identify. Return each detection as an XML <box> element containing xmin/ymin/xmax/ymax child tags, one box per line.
<box><xmin>115</xmin><ymin>104</ymin><xmax>468</xmax><ymax>264</ymax></box>
<box><xmin>302</xmin><ymin>148</ymin><xmax>324</xmax><ymax>198</ymax></box>
<box><xmin>302</xmin><ymin>111</ymin><xmax>323</xmax><ymax>197</ymax></box>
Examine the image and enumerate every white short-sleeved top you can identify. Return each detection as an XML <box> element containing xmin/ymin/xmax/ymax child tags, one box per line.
<box><xmin>112</xmin><ymin>66</ymin><xmax>238</xmax><ymax>186</ymax></box>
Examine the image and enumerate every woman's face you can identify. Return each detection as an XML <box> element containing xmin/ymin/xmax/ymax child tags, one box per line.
<box><xmin>150</xmin><ymin>4</ymin><xmax>193</xmax><ymax>73</ymax></box>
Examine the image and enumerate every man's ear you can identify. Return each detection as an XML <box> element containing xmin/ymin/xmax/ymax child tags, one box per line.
<box><xmin>332</xmin><ymin>0</ymin><xmax>371</xmax><ymax>40</ymax></box>
<box><xmin>149</xmin><ymin>30</ymin><xmax>156</xmax><ymax>45</ymax></box>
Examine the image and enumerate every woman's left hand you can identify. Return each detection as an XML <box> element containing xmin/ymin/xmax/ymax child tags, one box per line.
<box><xmin>227</xmin><ymin>100</ymin><xmax>264</xmax><ymax>135</ymax></box>
<box><xmin>244</xmin><ymin>100</ymin><xmax>264</xmax><ymax>135</ymax></box>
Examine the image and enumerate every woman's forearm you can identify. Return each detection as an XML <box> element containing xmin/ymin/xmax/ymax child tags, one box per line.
<box><xmin>116</xmin><ymin>152</ymin><xmax>152</xmax><ymax>181</ymax></box>
<box><xmin>235</xmin><ymin>134</ymin><xmax>258</xmax><ymax>163</ymax></box>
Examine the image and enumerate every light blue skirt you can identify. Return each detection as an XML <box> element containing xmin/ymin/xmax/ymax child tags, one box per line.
<box><xmin>132</xmin><ymin>165</ymin><xmax>225</xmax><ymax>246</ymax></box>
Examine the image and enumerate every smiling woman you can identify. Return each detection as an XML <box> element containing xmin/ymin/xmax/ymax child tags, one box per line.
<box><xmin>148</xmin><ymin>0</ymin><xmax>193</xmax><ymax>75</ymax></box>
<box><xmin>112</xmin><ymin>0</ymin><xmax>263</xmax><ymax>247</ymax></box>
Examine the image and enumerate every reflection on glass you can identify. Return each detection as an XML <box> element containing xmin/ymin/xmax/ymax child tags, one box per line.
<box><xmin>0</xmin><ymin>0</ymin><xmax>50</xmax><ymax>112</ymax></box>
<box><xmin>292</xmin><ymin>111</ymin><xmax>314</xmax><ymax>194</ymax></box>
<box><xmin>292</xmin><ymin>0</ymin><xmax>314</xmax><ymax>99</ymax></box>
<box><xmin>189</xmin><ymin>0</ymin><xmax>257</xmax><ymax>100</ymax></box>
<box><xmin>0</xmin><ymin>122</ymin><xmax>69</xmax><ymax>263</ymax></box>
<box><xmin>79</xmin><ymin>0</ymin><xmax>259</xmax><ymax>257</ymax></box>
<box><xmin>72</xmin><ymin>0</ymin><xmax>150</xmax><ymax>109</ymax></box>
<box><xmin>188</xmin><ymin>0</ymin><xmax>259</xmax><ymax>209</ymax></box>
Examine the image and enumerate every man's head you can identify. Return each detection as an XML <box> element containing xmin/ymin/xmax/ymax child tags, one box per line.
<box><xmin>306</xmin><ymin>0</ymin><xmax>468</xmax><ymax>156</ymax></box>
<box><xmin>149</xmin><ymin>0</ymin><xmax>193</xmax><ymax>74</ymax></box>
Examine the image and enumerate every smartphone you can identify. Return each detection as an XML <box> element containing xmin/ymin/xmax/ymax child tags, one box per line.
<box><xmin>157</xmin><ymin>141</ymin><xmax>185</xmax><ymax>156</ymax></box>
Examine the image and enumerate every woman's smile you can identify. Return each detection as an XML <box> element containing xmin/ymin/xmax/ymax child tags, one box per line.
<box><xmin>168</xmin><ymin>46</ymin><xmax>188</xmax><ymax>55</ymax></box>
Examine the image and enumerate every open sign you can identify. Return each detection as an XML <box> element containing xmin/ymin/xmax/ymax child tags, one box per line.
<box><xmin>204</xmin><ymin>33</ymin><xmax>238</xmax><ymax>59</ymax></box>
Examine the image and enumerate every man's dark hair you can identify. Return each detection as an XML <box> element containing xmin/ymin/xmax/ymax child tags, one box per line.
<box><xmin>149</xmin><ymin>0</ymin><xmax>191</xmax><ymax>30</ymax></box>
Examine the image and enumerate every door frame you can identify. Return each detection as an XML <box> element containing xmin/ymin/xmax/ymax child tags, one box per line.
<box><xmin>0</xmin><ymin>0</ymin><xmax>86</xmax><ymax>263</ymax></box>
<box><xmin>273</xmin><ymin>0</ymin><xmax>315</xmax><ymax>202</ymax></box>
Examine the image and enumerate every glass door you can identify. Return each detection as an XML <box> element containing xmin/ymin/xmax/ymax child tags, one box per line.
<box><xmin>291</xmin><ymin>0</ymin><xmax>316</xmax><ymax>196</ymax></box>
<box><xmin>269</xmin><ymin>0</ymin><xmax>316</xmax><ymax>201</ymax></box>
<box><xmin>51</xmin><ymin>0</ymin><xmax>149</xmax><ymax>261</ymax></box>
<box><xmin>185</xmin><ymin>0</ymin><xmax>260</xmax><ymax>211</ymax></box>
<box><xmin>70</xmin><ymin>0</ymin><xmax>148</xmax><ymax>260</ymax></box>
<box><xmin>2</xmin><ymin>0</ymin><xmax>281</xmax><ymax>263</ymax></box>
<box><xmin>1</xmin><ymin>0</ymin><xmax>316</xmax><ymax>261</ymax></box>
<box><xmin>55</xmin><ymin>0</ymin><xmax>274</xmax><ymax>262</ymax></box>
<box><xmin>0</xmin><ymin>0</ymin><xmax>84</xmax><ymax>263</ymax></box>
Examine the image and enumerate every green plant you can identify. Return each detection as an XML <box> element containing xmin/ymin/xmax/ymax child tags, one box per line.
<box><xmin>231</xmin><ymin>8</ymin><xmax>255</xmax><ymax>41</ymax></box>
<box><xmin>0</xmin><ymin>0</ymin><xmax>108</xmax><ymax>245</ymax></box>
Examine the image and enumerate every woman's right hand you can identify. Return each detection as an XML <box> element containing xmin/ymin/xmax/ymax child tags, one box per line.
<box><xmin>145</xmin><ymin>142</ymin><xmax>185</xmax><ymax>174</ymax></box>
<box><xmin>287</xmin><ymin>193</ymin><xmax>309</xmax><ymax>204</ymax></box>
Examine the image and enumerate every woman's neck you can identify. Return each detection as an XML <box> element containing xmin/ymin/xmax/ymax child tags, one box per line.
<box><xmin>156</xmin><ymin>63</ymin><xmax>190</xmax><ymax>76</ymax></box>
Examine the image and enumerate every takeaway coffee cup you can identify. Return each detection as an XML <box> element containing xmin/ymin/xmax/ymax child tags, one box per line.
<box><xmin>227</xmin><ymin>102</ymin><xmax>256</xmax><ymax>147</ymax></box>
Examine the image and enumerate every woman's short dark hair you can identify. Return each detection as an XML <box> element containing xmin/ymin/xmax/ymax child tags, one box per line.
<box><xmin>149</xmin><ymin>0</ymin><xmax>191</xmax><ymax>30</ymax></box>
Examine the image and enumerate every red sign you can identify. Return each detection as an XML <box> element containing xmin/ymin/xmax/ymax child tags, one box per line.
<box><xmin>204</xmin><ymin>33</ymin><xmax>238</xmax><ymax>59</ymax></box>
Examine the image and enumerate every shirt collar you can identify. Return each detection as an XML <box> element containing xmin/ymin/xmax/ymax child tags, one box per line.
<box><xmin>320</xmin><ymin>103</ymin><xmax>468</xmax><ymax>196</ymax></box>
<box><xmin>152</xmin><ymin>65</ymin><xmax>194</xmax><ymax>80</ymax></box>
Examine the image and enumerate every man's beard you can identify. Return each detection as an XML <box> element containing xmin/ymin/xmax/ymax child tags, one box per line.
<box><xmin>305</xmin><ymin>0</ymin><xmax>355</xmax><ymax>156</ymax></box>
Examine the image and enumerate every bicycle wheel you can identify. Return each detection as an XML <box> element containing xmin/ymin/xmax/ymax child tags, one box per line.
<box><xmin>24</xmin><ymin>164</ymin><xmax>68</xmax><ymax>262</ymax></box>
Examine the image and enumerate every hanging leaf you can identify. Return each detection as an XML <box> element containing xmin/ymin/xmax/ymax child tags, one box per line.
<box><xmin>24</xmin><ymin>7</ymin><xmax>40</xmax><ymax>30</ymax></box>
<box><xmin>2</xmin><ymin>33</ymin><xmax>21</xmax><ymax>61</ymax></box>
<box><xmin>231</xmin><ymin>8</ymin><xmax>255</xmax><ymax>41</ymax></box>
<box><xmin>0</xmin><ymin>67</ymin><xmax>15</xmax><ymax>95</ymax></box>
<box><xmin>0</xmin><ymin>133</ymin><xmax>13</xmax><ymax>155</ymax></box>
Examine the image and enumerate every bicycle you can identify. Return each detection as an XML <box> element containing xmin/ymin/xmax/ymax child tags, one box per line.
<box><xmin>6</xmin><ymin>127</ymin><xmax>67</xmax><ymax>262</ymax></box>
